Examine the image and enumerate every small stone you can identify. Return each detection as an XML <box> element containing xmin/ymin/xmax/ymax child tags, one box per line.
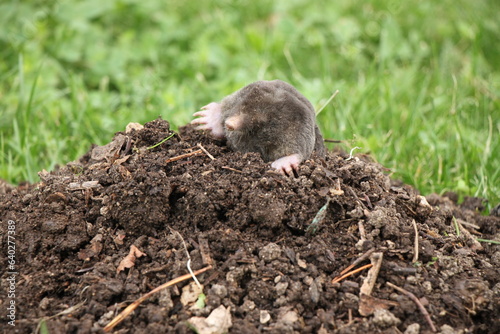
<box><xmin>260</xmin><ymin>310</ymin><xmax>271</xmax><ymax>324</ymax></box>
<box><xmin>309</xmin><ymin>280</ymin><xmax>320</xmax><ymax>304</ymax></box>
<box><xmin>404</xmin><ymin>323</ymin><xmax>420</xmax><ymax>334</ymax></box>
<box><xmin>39</xmin><ymin>297</ymin><xmax>53</xmax><ymax>311</ymax></box>
<box><xmin>440</xmin><ymin>324</ymin><xmax>463</xmax><ymax>334</ymax></box>
<box><xmin>210</xmin><ymin>284</ymin><xmax>228</xmax><ymax>298</ymax></box>
<box><xmin>275</xmin><ymin>281</ymin><xmax>289</xmax><ymax>296</ymax></box>
<box><xmin>422</xmin><ymin>281</ymin><xmax>433</xmax><ymax>294</ymax></box>
<box><xmin>296</xmin><ymin>253</ymin><xmax>307</xmax><ymax>269</ymax></box>
<box><xmin>491</xmin><ymin>251</ymin><xmax>500</xmax><ymax>266</ymax></box>
<box><xmin>303</xmin><ymin>276</ymin><xmax>314</xmax><ymax>285</ymax></box>
<box><xmin>372</xmin><ymin>309</ymin><xmax>401</xmax><ymax>328</ymax></box>
<box><xmin>343</xmin><ymin>293</ymin><xmax>359</xmax><ymax>309</ymax></box>
<box><xmin>406</xmin><ymin>275</ymin><xmax>418</xmax><ymax>284</ymax></box>
<box><xmin>240</xmin><ymin>299</ymin><xmax>256</xmax><ymax>313</ymax></box>
<box><xmin>259</xmin><ymin>243</ymin><xmax>282</xmax><ymax>263</ymax></box>
<box><xmin>125</xmin><ymin>122</ymin><xmax>144</xmax><ymax>133</ymax></box>
<box><xmin>279</xmin><ymin>310</ymin><xmax>298</xmax><ymax>326</ymax></box>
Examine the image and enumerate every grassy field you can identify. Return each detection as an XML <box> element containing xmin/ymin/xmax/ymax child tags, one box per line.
<box><xmin>1</xmin><ymin>0</ymin><xmax>499</xmax><ymax>211</ymax></box>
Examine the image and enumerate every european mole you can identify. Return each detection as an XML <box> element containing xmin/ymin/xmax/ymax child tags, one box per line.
<box><xmin>191</xmin><ymin>80</ymin><xmax>326</xmax><ymax>175</ymax></box>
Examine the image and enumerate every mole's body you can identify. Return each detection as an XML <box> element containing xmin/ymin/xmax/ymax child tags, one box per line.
<box><xmin>191</xmin><ymin>80</ymin><xmax>326</xmax><ymax>175</ymax></box>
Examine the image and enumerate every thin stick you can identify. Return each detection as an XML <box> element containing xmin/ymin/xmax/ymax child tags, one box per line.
<box><xmin>331</xmin><ymin>263</ymin><xmax>373</xmax><ymax>284</ymax></box>
<box><xmin>358</xmin><ymin>221</ymin><xmax>367</xmax><ymax>241</ymax></box>
<box><xmin>171</xmin><ymin>229</ymin><xmax>202</xmax><ymax>290</ymax></box>
<box><xmin>412</xmin><ymin>219</ymin><xmax>419</xmax><ymax>263</ymax></box>
<box><xmin>165</xmin><ymin>149</ymin><xmax>203</xmax><ymax>163</ymax></box>
<box><xmin>346</xmin><ymin>147</ymin><xmax>362</xmax><ymax>161</ymax></box>
<box><xmin>386</xmin><ymin>282</ymin><xmax>437</xmax><ymax>333</ymax></box>
<box><xmin>457</xmin><ymin>219</ymin><xmax>484</xmax><ymax>251</ymax></box>
<box><xmin>221</xmin><ymin>166</ymin><xmax>243</xmax><ymax>173</ymax></box>
<box><xmin>452</xmin><ymin>216</ymin><xmax>461</xmax><ymax>236</ymax></box>
<box><xmin>104</xmin><ymin>265</ymin><xmax>212</xmax><ymax>332</ymax></box>
<box><xmin>197</xmin><ymin>143</ymin><xmax>215</xmax><ymax>160</ymax></box>
<box><xmin>347</xmin><ymin>187</ymin><xmax>368</xmax><ymax>210</ymax></box>
<box><xmin>457</xmin><ymin>220</ymin><xmax>480</xmax><ymax>230</ymax></box>
<box><xmin>316</xmin><ymin>90</ymin><xmax>340</xmax><ymax>115</ymax></box>
<box><xmin>339</xmin><ymin>248</ymin><xmax>375</xmax><ymax>276</ymax></box>
<box><xmin>360</xmin><ymin>252</ymin><xmax>383</xmax><ymax>296</ymax></box>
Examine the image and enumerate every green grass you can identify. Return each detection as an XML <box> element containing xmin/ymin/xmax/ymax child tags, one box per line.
<box><xmin>1</xmin><ymin>0</ymin><xmax>499</xmax><ymax>211</ymax></box>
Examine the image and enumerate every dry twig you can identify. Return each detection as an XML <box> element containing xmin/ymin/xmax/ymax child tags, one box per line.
<box><xmin>197</xmin><ymin>143</ymin><xmax>215</xmax><ymax>160</ymax></box>
<box><xmin>165</xmin><ymin>149</ymin><xmax>203</xmax><ymax>163</ymax></box>
<box><xmin>386</xmin><ymin>282</ymin><xmax>437</xmax><ymax>333</ymax></box>
<box><xmin>316</xmin><ymin>89</ymin><xmax>339</xmax><ymax>115</ymax></box>
<box><xmin>457</xmin><ymin>219</ymin><xmax>484</xmax><ymax>251</ymax></box>
<box><xmin>346</xmin><ymin>187</ymin><xmax>368</xmax><ymax>210</ymax></box>
<box><xmin>331</xmin><ymin>264</ymin><xmax>373</xmax><ymax>284</ymax></box>
<box><xmin>412</xmin><ymin>219</ymin><xmax>419</xmax><ymax>263</ymax></box>
<box><xmin>104</xmin><ymin>265</ymin><xmax>213</xmax><ymax>332</ymax></box>
<box><xmin>358</xmin><ymin>252</ymin><xmax>386</xmax><ymax>316</ymax></box>
<box><xmin>339</xmin><ymin>248</ymin><xmax>375</xmax><ymax>276</ymax></box>
<box><xmin>221</xmin><ymin>166</ymin><xmax>243</xmax><ymax>173</ymax></box>
<box><xmin>360</xmin><ymin>252</ymin><xmax>383</xmax><ymax>296</ymax></box>
<box><xmin>358</xmin><ymin>221</ymin><xmax>367</xmax><ymax>241</ymax></box>
<box><xmin>171</xmin><ymin>229</ymin><xmax>202</xmax><ymax>290</ymax></box>
<box><xmin>457</xmin><ymin>220</ymin><xmax>480</xmax><ymax>230</ymax></box>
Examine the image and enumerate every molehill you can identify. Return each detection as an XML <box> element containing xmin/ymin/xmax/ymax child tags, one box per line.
<box><xmin>0</xmin><ymin>118</ymin><xmax>498</xmax><ymax>333</ymax></box>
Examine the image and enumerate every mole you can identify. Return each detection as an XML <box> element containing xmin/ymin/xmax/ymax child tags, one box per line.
<box><xmin>191</xmin><ymin>80</ymin><xmax>326</xmax><ymax>175</ymax></box>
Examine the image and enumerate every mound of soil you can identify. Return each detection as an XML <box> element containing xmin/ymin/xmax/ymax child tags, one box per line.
<box><xmin>1</xmin><ymin>118</ymin><xmax>499</xmax><ymax>334</ymax></box>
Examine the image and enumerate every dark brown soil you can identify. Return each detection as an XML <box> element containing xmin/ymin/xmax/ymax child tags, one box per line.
<box><xmin>1</xmin><ymin>118</ymin><xmax>499</xmax><ymax>334</ymax></box>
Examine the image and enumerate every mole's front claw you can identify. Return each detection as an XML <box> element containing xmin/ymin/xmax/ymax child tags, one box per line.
<box><xmin>191</xmin><ymin>102</ymin><xmax>225</xmax><ymax>139</ymax></box>
<box><xmin>271</xmin><ymin>154</ymin><xmax>301</xmax><ymax>177</ymax></box>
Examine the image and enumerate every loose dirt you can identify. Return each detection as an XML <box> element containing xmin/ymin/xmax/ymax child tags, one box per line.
<box><xmin>1</xmin><ymin>118</ymin><xmax>499</xmax><ymax>333</ymax></box>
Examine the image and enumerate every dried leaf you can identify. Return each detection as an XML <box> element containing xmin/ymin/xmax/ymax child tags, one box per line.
<box><xmin>181</xmin><ymin>281</ymin><xmax>203</xmax><ymax>306</ymax></box>
<box><xmin>359</xmin><ymin>293</ymin><xmax>398</xmax><ymax>316</ymax></box>
<box><xmin>116</xmin><ymin>245</ymin><xmax>146</xmax><ymax>273</ymax></box>
<box><xmin>113</xmin><ymin>231</ymin><xmax>126</xmax><ymax>245</ymax></box>
<box><xmin>77</xmin><ymin>234</ymin><xmax>103</xmax><ymax>261</ymax></box>
<box><xmin>91</xmin><ymin>134</ymin><xmax>127</xmax><ymax>162</ymax></box>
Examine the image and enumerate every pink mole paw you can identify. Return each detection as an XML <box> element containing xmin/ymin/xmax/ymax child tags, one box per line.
<box><xmin>191</xmin><ymin>102</ymin><xmax>225</xmax><ymax>139</ymax></box>
<box><xmin>271</xmin><ymin>154</ymin><xmax>302</xmax><ymax>176</ymax></box>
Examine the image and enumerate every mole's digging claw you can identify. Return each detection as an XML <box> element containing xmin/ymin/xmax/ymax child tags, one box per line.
<box><xmin>191</xmin><ymin>102</ymin><xmax>225</xmax><ymax>139</ymax></box>
<box><xmin>271</xmin><ymin>154</ymin><xmax>301</xmax><ymax>177</ymax></box>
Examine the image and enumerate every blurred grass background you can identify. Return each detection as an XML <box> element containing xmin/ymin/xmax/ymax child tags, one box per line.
<box><xmin>1</xmin><ymin>0</ymin><xmax>499</xmax><ymax>210</ymax></box>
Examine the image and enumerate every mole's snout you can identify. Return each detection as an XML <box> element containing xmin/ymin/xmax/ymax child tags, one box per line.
<box><xmin>224</xmin><ymin>115</ymin><xmax>244</xmax><ymax>132</ymax></box>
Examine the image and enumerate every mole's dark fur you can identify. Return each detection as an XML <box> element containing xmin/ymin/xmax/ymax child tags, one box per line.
<box><xmin>221</xmin><ymin>80</ymin><xmax>325</xmax><ymax>161</ymax></box>
<box><xmin>192</xmin><ymin>80</ymin><xmax>326</xmax><ymax>175</ymax></box>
